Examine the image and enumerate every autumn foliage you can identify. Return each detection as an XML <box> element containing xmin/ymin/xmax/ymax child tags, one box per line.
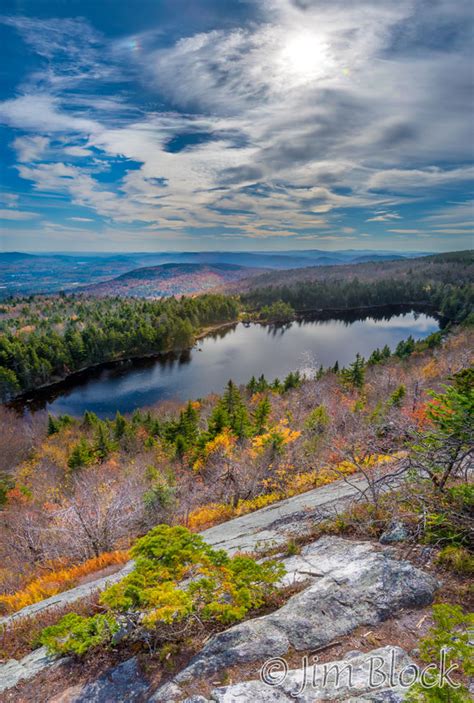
<box><xmin>0</xmin><ymin>550</ymin><xmax>129</xmax><ymax>614</ymax></box>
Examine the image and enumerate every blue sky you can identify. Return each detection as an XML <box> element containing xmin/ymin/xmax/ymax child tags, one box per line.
<box><xmin>0</xmin><ymin>0</ymin><xmax>473</xmax><ymax>252</ymax></box>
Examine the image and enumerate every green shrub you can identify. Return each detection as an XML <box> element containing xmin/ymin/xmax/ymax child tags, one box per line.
<box><xmin>435</xmin><ymin>546</ymin><xmax>474</xmax><ymax>575</ymax></box>
<box><xmin>407</xmin><ymin>604</ymin><xmax>473</xmax><ymax>703</ymax></box>
<box><xmin>423</xmin><ymin>483</ymin><xmax>473</xmax><ymax>547</ymax></box>
<box><xmin>40</xmin><ymin>525</ymin><xmax>284</xmax><ymax>656</ymax></box>
<box><xmin>39</xmin><ymin>612</ymin><xmax>119</xmax><ymax>656</ymax></box>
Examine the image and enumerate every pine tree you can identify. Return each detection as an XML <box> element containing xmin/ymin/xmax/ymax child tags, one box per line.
<box><xmin>94</xmin><ymin>422</ymin><xmax>114</xmax><ymax>462</ymax></box>
<box><xmin>68</xmin><ymin>439</ymin><xmax>93</xmax><ymax>470</ymax></box>
<box><xmin>253</xmin><ymin>396</ymin><xmax>271</xmax><ymax>434</ymax></box>
<box><xmin>343</xmin><ymin>353</ymin><xmax>365</xmax><ymax>389</ymax></box>
<box><xmin>389</xmin><ymin>384</ymin><xmax>406</xmax><ymax>407</ymax></box>
<box><xmin>113</xmin><ymin>411</ymin><xmax>127</xmax><ymax>441</ymax></box>
<box><xmin>256</xmin><ymin>374</ymin><xmax>269</xmax><ymax>392</ymax></box>
<box><xmin>47</xmin><ymin>414</ymin><xmax>60</xmax><ymax>435</ymax></box>
<box><xmin>83</xmin><ymin>410</ymin><xmax>99</xmax><ymax>428</ymax></box>
<box><xmin>207</xmin><ymin>404</ymin><xmax>229</xmax><ymax>438</ymax></box>
<box><xmin>246</xmin><ymin>376</ymin><xmax>257</xmax><ymax>395</ymax></box>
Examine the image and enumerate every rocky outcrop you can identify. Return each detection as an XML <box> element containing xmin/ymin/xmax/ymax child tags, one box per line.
<box><xmin>48</xmin><ymin>657</ymin><xmax>150</xmax><ymax>703</ymax></box>
<box><xmin>0</xmin><ymin>474</ymin><xmax>370</xmax><ymax>631</ymax></box>
<box><xmin>0</xmin><ymin>477</ymin><xmax>435</xmax><ymax>699</ymax></box>
<box><xmin>0</xmin><ymin>646</ymin><xmax>69</xmax><ymax>695</ymax></box>
<box><xmin>151</xmin><ymin>537</ymin><xmax>437</xmax><ymax>700</ymax></box>
<box><xmin>169</xmin><ymin>646</ymin><xmax>416</xmax><ymax>703</ymax></box>
<box><xmin>0</xmin><ymin>534</ymin><xmax>436</xmax><ymax>698</ymax></box>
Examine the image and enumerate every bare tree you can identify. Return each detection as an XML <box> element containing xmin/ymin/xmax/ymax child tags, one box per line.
<box><xmin>51</xmin><ymin>472</ymin><xmax>144</xmax><ymax>559</ymax></box>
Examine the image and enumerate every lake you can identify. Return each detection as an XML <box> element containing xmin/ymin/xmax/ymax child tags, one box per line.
<box><xmin>19</xmin><ymin>307</ymin><xmax>441</xmax><ymax>418</ymax></box>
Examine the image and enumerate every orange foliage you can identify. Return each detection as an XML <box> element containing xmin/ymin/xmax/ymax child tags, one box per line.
<box><xmin>5</xmin><ymin>487</ymin><xmax>30</xmax><ymax>506</ymax></box>
<box><xmin>0</xmin><ymin>550</ymin><xmax>129</xmax><ymax>614</ymax></box>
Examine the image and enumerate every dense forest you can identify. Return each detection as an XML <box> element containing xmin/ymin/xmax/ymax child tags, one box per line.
<box><xmin>242</xmin><ymin>276</ymin><xmax>473</xmax><ymax>322</ymax></box>
<box><xmin>239</xmin><ymin>251</ymin><xmax>474</xmax><ymax>320</ymax></box>
<box><xmin>0</xmin><ymin>252</ymin><xmax>472</xmax><ymax>401</ymax></box>
<box><xmin>0</xmin><ymin>294</ymin><xmax>239</xmax><ymax>401</ymax></box>
<box><xmin>229</xmin><ymin>250</ymin><xmax>474</xmax><ymax>293</ymax></box>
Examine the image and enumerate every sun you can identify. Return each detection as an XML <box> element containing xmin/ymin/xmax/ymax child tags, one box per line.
<box><xmin>280</xmin><ymin>31</ymin><xmax>331</xmax><ymax>84</ymax></box>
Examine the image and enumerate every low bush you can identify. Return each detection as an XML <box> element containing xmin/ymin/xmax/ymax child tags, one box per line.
<box><xmin>0</xmin><ymin>550</ymin><xmax>129</xmax><ymax>614</ymax></box>
<box><xmin>407</xmin><ymin>604</ymin><xmax>473</xmax><ymax>703</ymax></box>
<box><xmin>40</xmin><ymin>525</ymin><xmax>284</xmax><ymax>656</ymax></box>
<box><xmin>40</xmin><ymin>612</ymin><xmax>119</xmax><ymax>656</ymax></box>
<box><xmin>435</xmin><ymin>546</ymin><xmax>474</xmax><ymax>576</ymax></box>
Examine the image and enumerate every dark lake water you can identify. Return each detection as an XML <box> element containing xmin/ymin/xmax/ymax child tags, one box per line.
<box><xmin>20</xmin><ymin>308</ymin><xmax>440</xmax><ymax>418</ymax></box>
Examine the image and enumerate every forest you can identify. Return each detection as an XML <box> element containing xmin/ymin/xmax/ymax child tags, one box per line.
<box><xmin>1</xmin><ymin>252</ymin><xmax>473</xmax><ymax>402</ymax></box>
<box><xmin>0</xmin><ymin>294</ymin><xmax>239</xmax><ymax>401</ymax></box>
<box><xmin>241</xmin><ymin>268</ymin><xmax>474</xmax><ymax>321</ymax></box>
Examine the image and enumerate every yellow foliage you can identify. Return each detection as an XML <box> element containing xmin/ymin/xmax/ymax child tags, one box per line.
<box><xmin>0</xmin><ymin>550</ymin><xmax>129</xmax><ymax>614</ymax></box>
<box><xmin>251</xmin><ymin>419</ymin><xmax>301</xmax><ymax>457</ymax></box>
<box><xmin>188</xmin><ymin>453</ymin><xmax>397</xmax><ymax>532</ymax></box>
<box><xmin>193</xmin><ymin>429</ymin><xmax>236</xmax><ymax>471</ymax></box>
<box><xmin>422</xmin><ymin>359</ymin><xmax>438</xmax><ymax>380</ymax></box>
<box><xmin>235</xmin><ymin>492</ymin><xmax>281</xmax><ymax>514</ymax></box>
<box><xmin>188</xmin><ymin>502</ymin><xmax>235</xmax><ymax>530</ymax></box>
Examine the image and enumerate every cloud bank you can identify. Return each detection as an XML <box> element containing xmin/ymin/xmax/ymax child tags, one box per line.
<box><xmin>0</xmin><ymin>0</ymin><xmax>473</xmax><ymax>250</ymax></box>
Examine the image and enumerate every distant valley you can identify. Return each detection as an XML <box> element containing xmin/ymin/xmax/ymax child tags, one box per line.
<box><xmin>0</xmin><ymin>249</ymin><xmax>427</xmax><ymax>298</ymax></box>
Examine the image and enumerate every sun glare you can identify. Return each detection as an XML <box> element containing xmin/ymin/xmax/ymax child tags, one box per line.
<box><xmin>280</xmin><ymin>32</ymin><xmax>330</xmax><ymax>83</ymax></box>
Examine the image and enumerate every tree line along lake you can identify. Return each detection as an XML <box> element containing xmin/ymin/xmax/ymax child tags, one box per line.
<box><xmin>12</xmin><ymin>305</ymin><xmax>443</xmax><ymax>419</ymax></box>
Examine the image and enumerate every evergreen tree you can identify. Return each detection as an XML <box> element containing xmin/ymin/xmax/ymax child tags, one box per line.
<box><xmin>389</xmin><ymin>384</ymin><xmax>406</xmax><ymax>407</ymax></box>
<box><xmin>283</xmin><ymin>370</ymin><xmax>301</xmax><ymax>392</ymax></box>
<box><xmin>256</xmin><ymin>374</ymin><xmax>269</xmax><ymax>393</ymax></box>
<box><xmin>246</xmin><ymin>376</ymin><xmax>258</xmax><ymax>395</ymax></box>
<box><xmin>343</xmin><ymin>353</ymin><xmax>365</xmax><ymax>389</ymax></box>
<box><xmin>207</xmin><ymin>404</ymin><xmax>229</xmax><ymax>438</ymax></box>
<box><xmin>68</xmin><ymin>439</ymin><xmax>93</xmax><ymax>470</ymax></box>
<box><xmin>0</xmin><ymin>366</ymin><xmax>19</xmax><ymax>402</ymax></box>
<box><xmin>395</xmin><ymin>336</ymin><xmax>415</xmax><ymax>359</ymax></box>
<box><xmin>47</xmin><ymin>415</ymin><xmax>60</xmax><ymax>436</ymax></box>
<box><xmin>113</xmin><ymin>411</ymin><xmax>127</xmax><ymax>441</ymax></box>
<box><xmin>94</xmin><ymin>422</ymin><xmax>114</xmax><ymax>462</ymax></box>
<box><xmin>83</xmin><ymin>410</ymin><xmax>99</xmax><ymax>428</ymax></box>
<box><xmin>253</xmin><ymin>396</ymin><xmax>271</xmax><ymax>434</ymax></box>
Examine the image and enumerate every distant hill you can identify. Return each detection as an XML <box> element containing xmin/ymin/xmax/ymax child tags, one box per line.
<box><xmin>224</xmin><ymin>250</ymin><xmax>474</xmax><ymax>295</ymax></box>
<box><xmin>84</xmin><ymin>262</ymin><xmax>266</xmax><ymax>298</ymax></box>
<box><xmin>0</xmin><ymin>249</ymin><xmax>428</xmax><ymax>298</ymax></box>
<box><xmin>0</xmin><ymin>252</ymin><xmax>37</xmax><ymax>262</ymax></box>
<box><xmin>350</xmin><ymin>254</ymin><xmax>406</xmax><ymax>264</ymax></box>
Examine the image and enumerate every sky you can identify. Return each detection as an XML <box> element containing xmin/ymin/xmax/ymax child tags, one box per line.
<box><xmin>0</xmin><ymin>0</ymin><xmax>473</xmax><ymax>253</ymax></box>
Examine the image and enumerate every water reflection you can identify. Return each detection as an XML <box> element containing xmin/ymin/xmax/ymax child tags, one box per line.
<box><xmin>16</xmin><ymin>306</ymin><xmax>441</xmax><ymax>418</ymax></box>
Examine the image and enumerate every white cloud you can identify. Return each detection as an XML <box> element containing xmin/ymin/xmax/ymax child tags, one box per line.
<box><xmin>0</xmin><ymin>209</ymin><xmax>39</xmax><ymax>220</ymax></box>
<box><xmin>13</xmin><ymin>135</ymin><xmax>49</xmax><ymax>162</ymax></box>
<box><xmin>366</xmin><ymin>211</ymin><xmax>401</xmax><ymax>222</ymax></box>
<box><xmin>63</xmin><ymin>146</ymin><xmax>93</xmax><ymax>157</ymax></box>
<box><xmin>388</xmin><ymin>229</ymin><xmax>422</xmax><ymax>234</ymax></box>
<box><xmin>368</xmin><ymin>167</ymin><xmax>474</xmax><ymax>193</ymax></box>
<box><xmin>2</xmin><ymin>0</ymin><xmax>473</xmax><ymax>243</ymax></box>
<box><xmin>0</xmin><ymin>95</ymin><xmax>99</xmax><ymax>134</ymax></box>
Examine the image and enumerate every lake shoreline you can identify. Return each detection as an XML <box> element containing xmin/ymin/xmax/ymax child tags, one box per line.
<box><xmin>7</xmin><ymin>303</ymin><xmax>443</xmax><ymax>414</ymax></box>
<box><xmin>8</xmin><ymin>319</ymin><xmax>240</xmax><ymax>409</ymax></box>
